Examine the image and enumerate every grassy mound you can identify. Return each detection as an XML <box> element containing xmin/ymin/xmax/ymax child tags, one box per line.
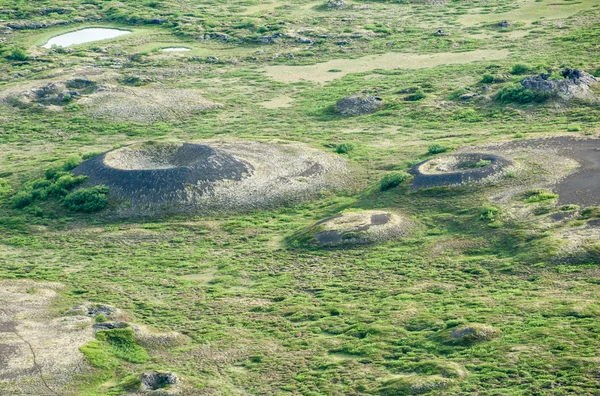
<box><xmin>292</xmin><ymin>210</ymin><xmax>411</xmax><ymax>248</ymax></box>
<box><xmin>438</xmin><ymin>323</ymin><xmax>501</xmax><ymax>345</ymax></box>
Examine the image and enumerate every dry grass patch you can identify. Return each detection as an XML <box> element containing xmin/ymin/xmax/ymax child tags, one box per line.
<box><xmin>0</xmin><ymin>281</ymin><xmax>94</xmax><ymax>395</ymax></box>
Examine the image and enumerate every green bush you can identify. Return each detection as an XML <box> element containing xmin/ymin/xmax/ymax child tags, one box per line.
<box><xmin>480</xmin><ymin>206</ymin><xmax>499</xmax><ymax>222</ymax></box>
<box><xmin>481</xmin><ymin>74</ymin><xmax>495</xmax><ymax>84</ymax></box>
<box><xmin>63</xmin><ymin>186</ymin><xmax>109</xmax><ymax>213</ymax></box>
<box><xmin>11</xmin><ymin>191</ymin><xmax>34</xmax><ymax>209</ymax></box>
<box><xmin>523</xmin><ymin>189</ymin><xmax>558</xmax><ymax>203</ymax></box>
<box><xmin>495</xmin><ymin>84</ymin><xmax>550</xmax><ymax>104</ymax></box>
<box><xmin>404</xmin><ymin>89</ymin><xmax>426</xmax><ymax>101</ymax></box>
<box><xmin>427</xmin><ymin>144</ymin><xmax>448</xmax><ymax>155</ymax></box>
<box><xmin>46</xmin><ymin>174</ymin><xmax>88</xmax><ymax>197</ymax></box>
<box><xmin>5</xmin><ymin>47</ymin><xmax>28</xmax><ymax>61</ymax></box>
<box><xmin>510</xmin><ymin>63</ymin><xmax>532</xmax><ymax>75</ymax></box>
<box><xmin>0</xmin><ymin>178</ymin><xmax>11</xmax><ymax>197</ymax></box>
<box><xmin>335</xmin><ymin>143</ymin><xmax>355</xmax><ymax>154</ymax></box>
<box><xmin>379</xmin><ymin>172</ymin><xmax>410</xmax><ymax>191</ymax></box>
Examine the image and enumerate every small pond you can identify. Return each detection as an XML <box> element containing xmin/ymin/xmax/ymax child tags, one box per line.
<box><xmin>42</xmin><ymin>28</ymin><xmax>131</xmax><ymax>48</ymax></box>
<box><xmin>161</xmin><ymin>47</ymin><xmax>191</xmax><ymax>52</ymax></box>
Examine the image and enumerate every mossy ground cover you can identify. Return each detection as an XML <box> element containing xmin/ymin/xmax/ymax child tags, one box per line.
<box><xmin>1</xmin><ymin>0</ymin><xmax>600</xmax><ymax>394</ymax></box>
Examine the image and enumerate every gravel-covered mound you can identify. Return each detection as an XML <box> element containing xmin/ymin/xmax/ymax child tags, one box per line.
<box><xmin>73</xmin><ymin>141</ymin><xmax>353</xmax><ymax>215</ymax></box>
<box><xmin>1</xmin><ymin>76</ymin><xmax>222</xmax><ymax>122</ymax></box>
<box><xmin>335</xmin><ymin>94</ymin><xmax>384</xmax><ymax>116</ymax></box>
<box><xmin>409</xmin><ymin>153</ymin><xmax>512</xmax><ymax>190</ymax></box>
<box><xmin>299</xmin><ymin>210</ymin><xmax>411</xmax><ymax>247</ymax></box>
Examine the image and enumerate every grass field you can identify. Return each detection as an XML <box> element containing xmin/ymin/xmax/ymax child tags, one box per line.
<box><xmin>1</xmin><ymin>0</ymin><xmax>600</xmax><ymax>394</ymax></box>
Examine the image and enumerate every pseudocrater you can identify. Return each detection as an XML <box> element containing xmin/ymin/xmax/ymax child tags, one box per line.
<box><xmin>72</xmin><ymin>141</ymin><xmax>353</xmax><ymax>215</ymax></box>
<box><xmin>300</xmin><ymin>210</ymin><xmax>413</xmax><ymax>248</ymax></box>
<box><xmin>410</xmin><ymin>153</ymin><xmax>512</xmax><ymax>190</ymax></box>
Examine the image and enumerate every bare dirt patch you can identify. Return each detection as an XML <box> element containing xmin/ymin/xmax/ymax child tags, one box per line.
<box><xmin>260</xmin><ymin>95</ymin><xmax>294</xmax><ymax>109</ymax></box>
<box><xmin>0</xmin><ymin>281</ymin><xmax>94</xmax><ymax>395</ymax></box>
<box><xmin>457</xmin><ymin>0</ymin><xmax>598</xmax><ymax>27</ymax></box>
<box><xmin>79</xmin><ymin>86</ymin><xmax>222</xmax><ymax>123</ymax></box>
<box><xmin>264</xmin><ymin>49</ymin><xmax>509</xmax><ymax>83</ymax></box>
<box><xmin>73</xmin><ymin>140</ymin><xmax>354</xmax><ymax>216</ymax></box>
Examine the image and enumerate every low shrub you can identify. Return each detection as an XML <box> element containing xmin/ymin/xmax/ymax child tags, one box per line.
<box><xmin>11</xmin><ymin>191</ymin><xmax>34</xmax><ymax>209</ymax></box>
<box><xmin>0</xmin><ymin>178</ymin><xmax>11</xmax><ymax>197</ymax></box>
<box><xmin>63</xmin><ymin>186</ymin><xmax>110</xmax><ymax>213</ymax></box>
<box><xmin>5</xmin><ymin>47</ymin><xmax>28</xmax><ymax>61</ymax></box>
<box><xmin>480</xmin><ymin>206</ymin><xmax>499</xmax><ymax>222</ymax></box>
<box><xmin>481</xmin><ymin>74</ymin><xmax>495</xmax><ymax>84</ymax></box>
<box><xmin>427</xmin><ymin>144</ymin><xmax>448</xmax><ymax>155</ymax></box>
<box><xmin>379</xmin><ymin>172</ymin><xmax>410</xmax><ymax>191</ymax></box>
<box><xmin>335</xmin><ymin>143</ymin><xmax>355</xmax><ymax>154</ymax></box>
<box><xmin>510</xmin><ymin>63</ymin><xmax>532</xmax><ymax>75</ymax></box>
<box><xmin>495</xmin><ymin>84</ymin><xmax>550</xmax><ymax>104</ymax></box>
<box><xmin>404</xmin><ymin>89</ymin><xmax>426</xmax><ymax>101</ymax></box>
<box><xmin>523</xmin><ymin>189</ymin><xmax>558</xmax><ymax>203</ymax></box>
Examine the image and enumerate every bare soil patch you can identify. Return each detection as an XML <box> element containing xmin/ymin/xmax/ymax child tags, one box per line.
<box><xmin>0</xmin><ymin>281</ymin><xmax>94</xmax><ymax>395</ymax></box>
<box><xmin>264</xmin><ymin>50</ymin><xmax>509</xmax><ymax>83</ymax></box>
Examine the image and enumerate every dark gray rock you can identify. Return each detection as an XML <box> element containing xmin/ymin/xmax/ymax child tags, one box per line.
<box><xmin>92</xmin><ymin>321</ymin><xmax>129</xmax><ymax>331</ymax></box>
<box><xmin>498</xmin><ymin>20</ymin><xmax>510</xmax><ymax>28</ymax></box>
<box><xmin>521</xmin><ymin>68</ymin><xmax>598</xmax><ymax>101</ymax></box>
<box><xmin>141</xmin><ymin>371</ymin><xmax>179</xmax><ymax>391</ymax></box>
<box><xmin>327</xmin><ymin>0</ymin><xmax>347</xmax><ymax>8</ymax></box>
<box><xmin>335</xmin><ymin>94</ymin><xmax>384</xmax><ymax>116</ymax></box>
<box><xmin>434</xmin><ymin>29</ymin><xmax>449</xmax><ymax>37</ymax></box>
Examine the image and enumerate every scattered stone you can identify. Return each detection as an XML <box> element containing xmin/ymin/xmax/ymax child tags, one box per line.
<box><xmin>208</xmin><ymin>32</ymin><xmax>228</xmax><ymax>41</ymax></box>
<box><xmin>40</xmin><ymin>8</ymin><xmax>73</xmax><ymax>15</ymax></box>
<box><xmin>298</xmin><ymin>37</ymin><xmax>312</xmax><ymax>44</ymax></box>
<box><xmin>92</xmin><ymin>321</ymin><xmax>129</xmax><ymax>331</ymax></box>
<box><xmin>66</xmin><ymin>78</ymin><xmax>96</xmax><ymax>90</ymax></box>
<box><xmin>327</xmin><ymin>0</ymin><xmax>347</xmax><ymax>8</ymax></box>
<box><xmin>498</xmin><ymin>20</ymin><xmax>510</xmax><ymax>28</ymax></box>
<box><xmin>150</xmin><ymin>18</ymin><xmax>167</xmax><ymax>24</ymax></box>
<box><xmin>260</xmin><ymin>32</ymin><xmax>283</xmax><ymax>44</ymax></box>
<box><xmin>459</xmin><ymin>92</ymin><xmax>479</xmax><ymax>101</ymax></box>
<box><xmin>141</xmin><ymin>371</ymin><xmax>179</xmax><ymax>391</ymax></box>
<box><xmin>335</xmin><ymin>94</ymin><xmax>384</xmax><ymax>116</ymax></box>
<box><xmin>434</xmin><ymin>29</ymin><xmax>449</xmax><ymax>37</ymax></box>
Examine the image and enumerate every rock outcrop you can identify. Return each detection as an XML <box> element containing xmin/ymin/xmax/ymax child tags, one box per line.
<box><xmin>335</xmin><ymin>94</ymin><xmax>384</xmax><ymax>116</ymax></box>
<box><xmin>327</xmin><ymin>0</ymin><xmax>346</xmax><ymax>8</ymax></box>
<box><xmin>521</xmin><ymin>68</ymin><xmax>598</xmax><ymax>102</ymax></box>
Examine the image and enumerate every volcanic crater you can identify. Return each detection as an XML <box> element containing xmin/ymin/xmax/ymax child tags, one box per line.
<box><xmin>73</xmin><ymin>140</ymin><xmax>353</xmax><ymax>215</ymax></box>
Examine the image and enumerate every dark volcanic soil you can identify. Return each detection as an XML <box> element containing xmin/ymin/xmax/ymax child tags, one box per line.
<box><xmin>73</xmin><ymin>143</ymin><xmax>252</xmax><ymax>208</ymax></box>
<box><xmin>409</xmin><ymin>153</ymin><xmax>511</xmax><ymax>190</ymax></box>
<box><xmin>499</xmin><ymin>136</ymin><xmax>600</xmax><ymax>207</ymax></box>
